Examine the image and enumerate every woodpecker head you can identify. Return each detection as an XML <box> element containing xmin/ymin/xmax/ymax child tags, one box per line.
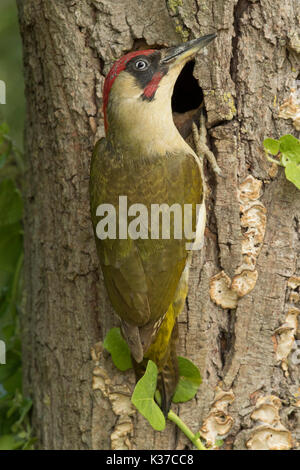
<box><xmin>103</xmin><ymin>34</ymin><xmax>216</xmax><ymax>153</ymax></box>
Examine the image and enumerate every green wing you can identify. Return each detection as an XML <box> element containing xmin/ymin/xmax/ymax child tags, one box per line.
<box><xmin>90</xmin><ymin>138</ymin><xmax>203</xmax><ymax>360</ymax></box>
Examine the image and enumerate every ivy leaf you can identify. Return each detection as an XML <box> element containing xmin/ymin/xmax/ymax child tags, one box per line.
<box><xmin>279</xmin><ymin>135</ymin><xmax>300</xmax><ymax>163</ymax></box>
<box><xmin>263</xmin><ymin>138</ymin><xmax>280</xmax><ymax>156</ymax></box>
<box><xmin>103</xmin><ymin>327</ymin><xmax>132</xmax><ymax>371</ymax></box>
<box><xmin>172</xmin><ymin>357</ymin><xmax>202</xmax><ymax>403</ymax></box>
<box><xmin>131</xmin><ymin>360</ymin><xmax>166</xmax><ymax>431</ymax></box>
<box><xmin>284</xmin><ymin>161</ymin><xmax>300</xmax><ymax>189</ymax></box>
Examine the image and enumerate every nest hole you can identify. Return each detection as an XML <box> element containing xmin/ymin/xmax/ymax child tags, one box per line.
<box><xmin>171</xmin><ymin>60</ymin><xmax>203</xmax><ymax>138</ymax></box>
<box><xmin>172</xmin><ymin>60</ymin><xmax>203</xmax><ymax>113</ymax></box>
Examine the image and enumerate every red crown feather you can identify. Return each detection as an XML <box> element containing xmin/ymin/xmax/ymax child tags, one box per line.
<box><xmin>102</xmin><ymin>50</ymin><xmax>155</xmax><ymax>132</ymax></box>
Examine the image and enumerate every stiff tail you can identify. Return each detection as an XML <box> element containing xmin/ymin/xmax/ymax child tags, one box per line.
<box><xmin>131</xmin><ymin>262</ymin><xmax>191</xmax><ymax>415</ymax></box>
<box><xmin>132</xmin><ymin>304</ymin><xmax>179</xmax><ymax>416</ymax></box>
<box><xmin>157</xmin><ymin>319</ymin><xmax>179</xmax><ymax>415</ymax></box>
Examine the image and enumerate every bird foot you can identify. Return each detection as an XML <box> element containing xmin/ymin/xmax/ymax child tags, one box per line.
<box><xmin>192</xmin><ymin>112</ymin><xmax>223</xmax><ymax>177</ymax></box>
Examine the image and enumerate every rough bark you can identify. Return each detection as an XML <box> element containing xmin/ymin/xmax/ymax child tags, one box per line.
<box><xmin>17</xmin><ymin>0</ymin><xmax>300</xmax><ymax>450</ymax></box>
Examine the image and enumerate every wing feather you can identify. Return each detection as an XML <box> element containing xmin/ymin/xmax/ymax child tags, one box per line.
<box><xmin>90</xmin><ymin>138</ymin><xmax>203</xmax><ymax>357</ymax></box>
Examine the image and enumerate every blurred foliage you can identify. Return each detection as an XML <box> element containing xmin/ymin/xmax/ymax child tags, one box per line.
<box><xmin>0</xmin><ymin>124</ymin><xmax>34</xmax><ymax>449</ymax></box>
<box><xmin>0</xmin><ymin>0</ymin><xmax>25</xmax><ymax>149</ymax></box>
<box><xmin>0</xmin><ymin>2</ymin><xmax>34</xmax><ymax>450</ymax></box>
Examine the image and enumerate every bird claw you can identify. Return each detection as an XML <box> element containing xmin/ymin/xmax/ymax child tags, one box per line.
<box><xmin>192</xmin><ymin>116</ymin><xmax>223</xmax><ymax>178</ymax></box>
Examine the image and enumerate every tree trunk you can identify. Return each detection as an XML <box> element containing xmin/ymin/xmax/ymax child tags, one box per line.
<box><xmin>17</xmin><ymin>0</ymin><xmax>300</xmax><ymax>450</ymax></box>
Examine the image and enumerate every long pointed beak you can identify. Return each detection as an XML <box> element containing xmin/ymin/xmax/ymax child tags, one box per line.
<box><xmin>161</xmin><ymin>33</ymin><xmax>217</xmax><ymax>65</ymax></box>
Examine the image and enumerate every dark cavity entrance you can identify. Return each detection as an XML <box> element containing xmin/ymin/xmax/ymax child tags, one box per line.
<box><xmin>171</xmin><ymin>60</ymin><xmax>203</xmax><ymax>114</ymax></box>
<box><xmin>171</xmin><ymin>60</ymin><xmax>203</xmax><ymax>138</ymax></box>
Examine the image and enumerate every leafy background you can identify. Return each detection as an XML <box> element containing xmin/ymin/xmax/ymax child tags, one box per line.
<box><xmin>0</xmin><ymin>0</ymin><xmax>34</xmax><ymax>450</ymax></box>
<box><xmin>0</xmin><ymin>0</ymin><xmax>25</xmax><ymax>149</ymax></box>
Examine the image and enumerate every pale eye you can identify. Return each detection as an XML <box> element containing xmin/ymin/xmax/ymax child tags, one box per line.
<box><xmin>135</xmin><ymin>60</ymin><xmax>149</xmax><ymax>71</ymax></box>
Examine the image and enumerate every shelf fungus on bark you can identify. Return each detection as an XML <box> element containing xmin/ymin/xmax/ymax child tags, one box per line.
<box><xmin>272</xmin><ymin>276</ymin><xmax>300</xmax><ymax>376</ymax></box>
<box><xmin>91</xmin><ymin>343</ymin><xmax>136</xmax><ymax>450</ymax></box>
<box><xmin>278</xmin><ymin>87</ymin><xmax>300</xmax><ymax>131</ymax></box>
<box><xmin>199</xmin><ymin>388</ymin><xmax>235</xmax><ymax>448</ymax></box>
<box><xmin>288</xmin><ymin>276</ymin><xmax>300</xmax><ymax>304</ymax></box>
<box><xmin>210</xmin><ymin>176</ymin><xmax>266</xmax><ymax>309</ymax></box>
<box><xmin>274</xmin><ymin>307</ymin><xmax>300</xmax><ymax>377</ymax></box>
<box><xmin>231</xmin><ymin>269</ymin><xmax>258</xmax><ymax>298</ymax></box>
<box><xmin>209</xmin><ymin>271</ymin><xmax>238</xmax><ymax>309</ymax></box>
<box><xmin>246</xmin><ymin>396</ymin><xmax>293</xmax><ymax>450</ymax></box>
<box><xmin>237</xmin><ymin>175</ymin><xmax>262</xmax><ymax>204</ymax></box>
<box><xmin>287</xmin><ymin>276</ymin><xmax>300</xmax><ymax>291</ymax></box>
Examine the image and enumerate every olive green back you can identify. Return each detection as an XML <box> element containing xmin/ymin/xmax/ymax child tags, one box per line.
<box><xmin>89</xmin><ymin>138</ymin><xmax>203</xmax><ymax>327</ymax></box>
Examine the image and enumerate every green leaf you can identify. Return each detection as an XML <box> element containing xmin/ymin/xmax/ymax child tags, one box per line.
<box><xmin>279</xmin><ymin>135</ymin><xmax>300</xmax><ymax>163</ymax></box>
<box><xmin>263</xmin><ymin>138</ymin><xmax>280</xmax><ymax>156</ymax></box>
<box><xmin>0</xmin><ymin>180</ymin><xmax>23</xmax><ymax>227</ymax></box>
<box><xmin>172</xmin><ymin>357</ymin><xmax>202</xmax><ymax>403</ymax></box>
<box><xmin>0</xmin><ymin>434</ymin><xmax>23</xmax><ymax>450</ymax></box>
<box><xmin>103</xmin><ymin>327</ymin><xmax>132</xmax><ymax>371</ymax></box>
<box><xmin>284</xmin><ymin>161</ymin><xmax>300</xmax><ymax>189</ymax></box>
<box><xmin>131</xmin><ymin>360</ymin><xmax>166</xmax><ymax>431</ymax></box>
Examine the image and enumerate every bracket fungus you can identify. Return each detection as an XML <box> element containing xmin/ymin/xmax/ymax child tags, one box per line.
<box><xmin>210</xmin><ymin>176</ymin><xmax>266</xmax><ymax>308</ymax></box>
<box><xmin>273</xmin><ymin>276</ymin><xmax>300</xmax><ymax>376</ymax></box>
<box><xmin>231</xmin><ymin>269</ymin><xmax>258</xmax><ymax>298</ymax></box>
<box><xmin>209</xmin><ymin>271</ymin><xmax>238</xmax><ymax>309</ymax></box>
<box><xmin>199</xmin><ymin>389</ymin><xmax>235</xmax><ymax>448</ymax></box>
<box><xmin>288</xmin><ymin>276</ymin><xmax>300</xmax><ymax>291</ymax></box>
<box><xmin>237</xmin><ymin>175</ymin><xmax>262</xmax><ymax>204</ymax></box>
<box><xmin>274</xmin><ymin>307</ymin><xmax>300</xmax><ymax>376</ymax></box>
<box><xmin>246</xmin><ymin>396</ymin><xmax>293</xmax><ymax>450</ymax></box>
<box><xmin>91</xmin><ymin>342</ymin><xmax>135</xmax><ymax>450</ymax></box>
<box><xmin>279</xmin><ymin>87</ymin><xmax>300</xmax><ymax>131</ymax></box>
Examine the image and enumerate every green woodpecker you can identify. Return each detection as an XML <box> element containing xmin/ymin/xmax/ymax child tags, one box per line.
<box><xmin>90</xmin><ymin>34</ymin><xmax>216</xmax><ymax>414</ymax></box>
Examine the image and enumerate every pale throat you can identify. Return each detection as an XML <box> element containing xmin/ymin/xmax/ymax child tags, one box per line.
<box><xmin>106</xmin><ymin>72</ymin><xmax>190</xmax><ymax>157</ymax></box>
